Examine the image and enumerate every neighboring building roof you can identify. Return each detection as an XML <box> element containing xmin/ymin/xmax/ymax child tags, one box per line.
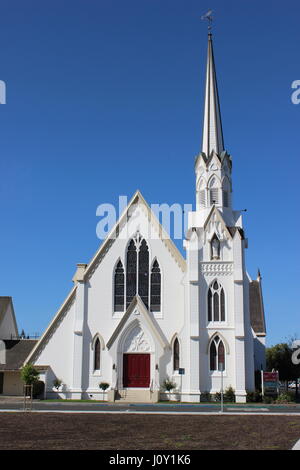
<box><xmin>0</xmin><ymin>340</ymin><xmax>38</xmax><ymax>371</ymax></box>
<box><xmin>0</xmin><ymin>297</ymin><xmax>18</xmax><ymax>338</ymax></box>
<box><xmin>249</xmin><ymin>280</ymin><xmax>266</xmax><ymax>336</ymax></box>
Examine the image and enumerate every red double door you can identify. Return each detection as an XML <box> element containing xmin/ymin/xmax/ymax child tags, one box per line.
<box><xmin>123</xmin><ymin>354</ymin><xmax>150</xmax><ymax>388</ymax></box>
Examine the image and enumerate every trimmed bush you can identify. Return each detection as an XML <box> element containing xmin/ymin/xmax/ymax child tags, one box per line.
<box><xmin>275</xmin><ymin>392</ymin><xmax>294</xmax><ymax>404</ymax></box>
<box><xmin>224</xmin><ymin>386</ymin><xmax>235</xmax><ymax>402</ymax></box>
<box><xmin>247</xmin><ymin>390</ymin><xmax>262</xmax><ymax>403</ymax></box>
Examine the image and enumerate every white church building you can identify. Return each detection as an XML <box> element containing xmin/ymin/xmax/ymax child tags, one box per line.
<box><xmin>24</xmin><ymin>33</ymin><xmax>266</xmax><ymax>403</ymax></box>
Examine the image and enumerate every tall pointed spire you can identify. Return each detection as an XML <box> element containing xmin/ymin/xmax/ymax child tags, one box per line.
<box><xmin>201</xmin><ymin>33</ymin><xmax>224</xmax><ymax>157</ymax></box>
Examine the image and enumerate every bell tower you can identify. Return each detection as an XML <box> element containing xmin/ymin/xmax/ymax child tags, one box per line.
<box><xmin>195</xmin><ymin>33</ymin><xmax>233</xmax><ymax>225</ymax></box>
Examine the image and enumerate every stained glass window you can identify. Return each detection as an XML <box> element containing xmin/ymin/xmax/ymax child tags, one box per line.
<box><xmin>126</xmin><ymin>240</ymin><xmax>137</xmax><ymax>308</ymax></box>
<box><xmin>150</xmin><ymin>260</ymin><xmax>161</xmax><ymax>312</ymax></box>
<box><xmin>94</xmin><ymin>338</ymin><xmax>100</xmax><ymax>371</ymax></box>
<box><xmin>114</xmin><ymin>261</ymin><xmax>125</xmax><ymax>312</ymax></box>
<box><xmin>210</xmin><ymin>340</ymin><xmax>217</xmax><ymax>371</ymax></box>
<box><xmin>173</xmin><ymin>338</ymin><xmax>180</xmax><ymax>371</ymax></box>
<box><xmin>138</xmin><ymin>239</ymin><xmax>149</xmax><ymax>309</ymax></box>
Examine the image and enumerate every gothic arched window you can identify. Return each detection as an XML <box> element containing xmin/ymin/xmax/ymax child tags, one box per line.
<box><xmin>208</xmin><ymin>281</ymin><xmax>226</xmax><ymax>322</ymax></box>
<box><xmin>138</xmin><ymin>239</ymin><xmax>149</xmax><ymax>309</ymax></box>
<box><xmin>126</xmin><ymin>234</ymin><xmax>149</xmax><ymax>309</ymax></box>
<box><xmin>210</xmin><ymin>336</ymin><xmax>225</xmax><ymax>371</ymax></box>
<box><xmin>173</xmin><ymin>338</ymin><xmax>180</xmax><ymax>371</ymax></box>
<box><xmin>126</xmin><ymin>239</ymin><xmax>137</xmax><ymax>308</ymax></box>
<box><xmin>94</xmin><ymin>338</ymin><xmax>101</xmax><ymax>371</ymax></box>
<box><xmin>150</xmin><ymin>260</ymin><xmax>161</xmax><ymax>312</ymax></box>
<box><xmin>114</xmin><ymin>261</ymin><xmax>125</xmax><ymax>312</ymax></box>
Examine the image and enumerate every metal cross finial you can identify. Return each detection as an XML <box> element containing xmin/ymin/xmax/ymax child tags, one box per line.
<box><xmin>201</xmin><ymin>9</ymin><xmax>213</xmax><ymax>32</ymax></box>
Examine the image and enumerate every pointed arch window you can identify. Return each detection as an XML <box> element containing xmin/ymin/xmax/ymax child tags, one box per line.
<box><xmin>138</xmin><ymin>239</ymin><xmax>149</xmax><ymax>309</ymax></box>
<box><xmin>210</xmin><ymin>336</ymin><xmax>225</xmax><ymax>371</ymax></box>
<box><xmin>173</xmin><ymin>338</ymin><xmax>180</xmax><ymax>371</ymax></box>
<box><xmin>126</xmin><ymin>240</ymin><xmax>137</xmax><ymax>308</ymax></box>
<box><xmin>150</xmin><ymin>260</ymin><xmax>161</xmax><ymax>312</ymax></box>
<box><xmin>208</xmin><ymin>281</ymin><xmax>226</xmax><ymax>322</ymax></box>
<box><xmin>114</xmin><ymin>261</ymin><xmax>125</xmax><ymax>312</ymax></box>
<box><xmin>125</xmin><ymin>234</ymin><xmax>149</xmax><ymax>309</ymax></box>
<box><xmin>94</xmin><ymin>338</ymin><xmax>101</xmax><ymax>371</ymax></box>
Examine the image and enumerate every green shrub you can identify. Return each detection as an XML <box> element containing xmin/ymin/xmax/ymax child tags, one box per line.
<box><xmin>53</xmin><ymin>378</ymin><xmax>62</xmax><ymax>390</ymax></box>
<box><xmin>224</xmin><ymin>386</ymin><xmax>235</xmax><ymax>402</ymax></box>
<box><xmin>201</xmin><ymin>391</ymin><xmax>211</xmax><ymax>402</ymax></box>
<box><xmin>247</xmin><ymin>390</ymin><xmax>262</xmax><ymax>402</ymax></box>
<box><xmin>162</xmin><ymin>378</ymin><xmax>177</xmax><ymax>392</ymax></box>
<box><xmin>262</xmin><ymin>395</ymin><xmax>275</xmax><ymax>404</ymax></box>
<box><xmin>99</xmin><ymin>382</ymin><xmax>110</xmax><ymax>391</ymax></box>
<box><xmin>275</xmin><ymin>392</ymin><xmax>294</xmax><ymax>404</ymax></box>
<box><xmin>20</xmin><ymin>364</ymin><xmax>39</xmax><ymax>385</ymax></box>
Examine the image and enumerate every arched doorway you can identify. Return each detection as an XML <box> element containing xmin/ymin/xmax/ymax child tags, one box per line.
<box><xmin>120</xmin><ymin>323</ymin><xmax>152</xmax><ymax>389</ymax></box>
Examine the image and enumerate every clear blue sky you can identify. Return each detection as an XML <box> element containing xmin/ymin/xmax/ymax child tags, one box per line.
<box><xmin>0</xmin><ymin>0</ymin><xmax>299</xmax><ymax>346</ymax></box>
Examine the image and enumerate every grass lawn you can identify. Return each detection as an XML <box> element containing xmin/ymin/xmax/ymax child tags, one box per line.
<box><xmin>0</xmin><ymin>413</ymin><xmax>299</xmax><ymax>450</ymax></box>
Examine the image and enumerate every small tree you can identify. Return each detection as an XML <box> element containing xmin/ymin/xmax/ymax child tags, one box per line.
<box><xmin>21</xmin><ymin>364</ymin><xmax>39</xmax><ymax>386</ymax></box>
<box><xmin>99</xmin><ymin>382</ymin><xmax>109</xmax><ymax>401</ymax></box>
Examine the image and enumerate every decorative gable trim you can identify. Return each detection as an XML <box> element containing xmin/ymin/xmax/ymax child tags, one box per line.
<box><xmin>106</xmin><ymin>295</ymin><xmax>169</xmax><ymax>351</ymax></box>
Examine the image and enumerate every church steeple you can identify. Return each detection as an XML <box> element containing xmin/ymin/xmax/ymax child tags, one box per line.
<box><xmin>201</xmin><ymin>32</ymin><xmax>224</xmax><ymax>157</ymax></box>
<box><xmin>195</xmin><ymin>32</ymin><xmax>233</xmax><ymax>215</ymax></box>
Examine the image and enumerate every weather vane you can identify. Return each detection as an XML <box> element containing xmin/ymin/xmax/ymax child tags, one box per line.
<box><xmin>201</xmin><ymin>9</ymin><xmax>213</xmax><ymax>32</ymax></box>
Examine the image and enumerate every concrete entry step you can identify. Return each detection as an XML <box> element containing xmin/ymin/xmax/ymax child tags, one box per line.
<box><xmin>114</xmin><ymin>389</ymin><xmax>158</xmax><ymax>403</ymax></box>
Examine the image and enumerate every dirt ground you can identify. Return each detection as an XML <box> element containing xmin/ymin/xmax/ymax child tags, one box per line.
<box><xmin>0</xmin><ymin>413</ymin><xmax>299</xmax><ymax>450</ymax></box>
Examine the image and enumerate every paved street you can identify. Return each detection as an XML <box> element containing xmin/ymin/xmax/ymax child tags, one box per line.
<box><xmin>0</xmin><ymin>398</ymin><xmax>300</xmax><ymax>414</ymax></box>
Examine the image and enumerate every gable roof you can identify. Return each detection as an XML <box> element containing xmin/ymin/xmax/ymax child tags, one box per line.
<box><xmin>106</xmin><ymin>295</ymin><xmax>169</xmax><ymax>351</ymax></box>
<box><xmin>0</xmin><ymin>340</ymin><xmax>38</xmax><ymax>371</ymax></box>
<box><xmin>249</xmin><ymin>280</ymin><xmax>266</xmax><ymax>336</ymax></box>
<box><xmin>0</xmin><ymin>297</ymin><xmax>18</xmax><ymax>338</ymax></box>
<box><xmin>84</xmin><ymin>190</ymin><xmax>186</xmax><ymax>281</ymax></box>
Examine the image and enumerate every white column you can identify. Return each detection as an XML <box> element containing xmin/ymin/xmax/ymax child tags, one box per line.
<box><xmin>71</xmin><ymin>264</ymin><xmax>87</xmax><ymax>399</ymax></box>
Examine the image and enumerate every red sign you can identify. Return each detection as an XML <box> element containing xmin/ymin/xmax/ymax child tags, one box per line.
<box><xmin>263</xmin><ymin>372</ymin><xmax>278</xmax><ymax>382</ymax></box>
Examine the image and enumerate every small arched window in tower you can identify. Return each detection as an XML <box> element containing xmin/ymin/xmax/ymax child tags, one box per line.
<box><xmin>209</xmin><ymin>177</ymin><xmax>219</xmax><ymax>206</ymax></box>
<box><xmin>210</xmin><ymin>336</ymin><xmax>225</xmax><ymax>371</ymax></box>
<box><xmin>207</xmin><ymin>281</ymin><xmax>226</xmax><ymax>322</ymax></box>
<box><xmin>114</xmin><ymin>261</ymin><xmax>125</xmax><ymax>312</ymax></box>
<box><xmin>173</xmin><ymin>338</ymin><xmax>180</xmax><ymax>371</ymax></box>
<box><xmin>94</xmin><ymin>338</ymin><xmax>101</xmax><ymax>371</ymax></box>
<box><xmin>150</xmin><ymin>260</ymin><xmax>161</xmax><ymax>312</ymax></box>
